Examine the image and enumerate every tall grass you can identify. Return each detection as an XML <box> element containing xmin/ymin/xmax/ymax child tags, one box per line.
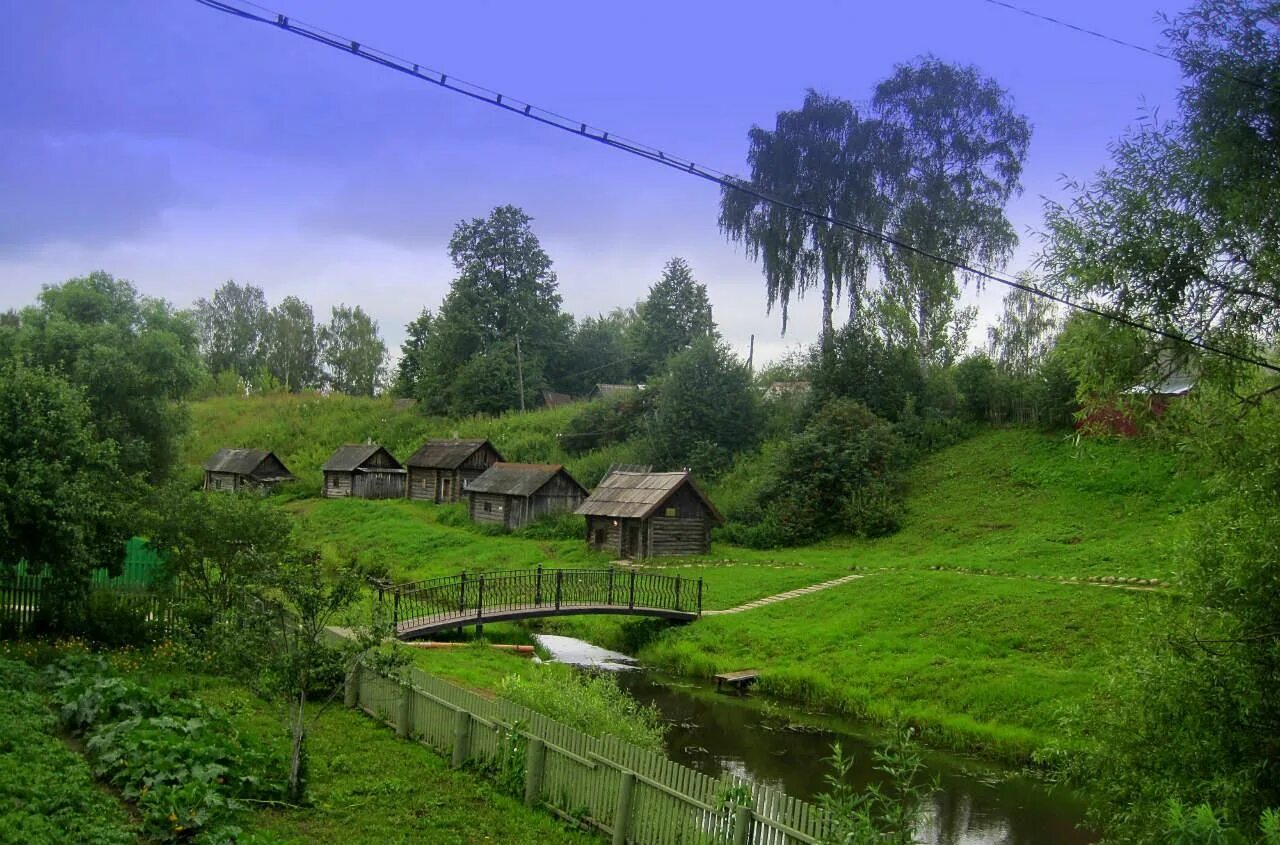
<box><xmin>498</xmin><ymin>663</ymin><xmax>665</xmax><ymax>751</ymax></box>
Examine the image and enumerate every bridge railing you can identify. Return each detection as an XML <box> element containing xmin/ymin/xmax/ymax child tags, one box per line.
<box><xmin>378</xmin><ymin>566</ymin><xmax>702</xmax><ymax>630</ymax></box>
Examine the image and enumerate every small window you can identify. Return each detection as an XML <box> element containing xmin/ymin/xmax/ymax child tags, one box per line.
<box><xmin>328</xmin><ymin>475</ymin><xmax>338</xmax><ymax>488</ymax></box>
<box><xmin>483</xmin><ymin>501</ymin><xmax>492</xmax><ymax>513</ymax></box>
<box><xmin>665</xmin><ymin>507</ymin><xmax>677</xmax><ymax>517</ymax></box>
<box><xmin>593</xmin><ymin>529</ymin><xmax>606</xmax><ymax>546</ymax></box>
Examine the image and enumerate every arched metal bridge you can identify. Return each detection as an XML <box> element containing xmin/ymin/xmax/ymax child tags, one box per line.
<box><xmin>376</xmin><ymin>566</ymin><xmax>703</xmax><ymax>640</ymax></box>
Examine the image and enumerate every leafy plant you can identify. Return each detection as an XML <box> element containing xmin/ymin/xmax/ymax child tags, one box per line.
<box><xmin>818</xmin><ymin>722</ymin><xmax>938</xmax><ymax>845</ymax></box>
<box><xmin>47</xmin><ymin>656</ymin><xmax>283</xmax><ymax>843</ymax></box>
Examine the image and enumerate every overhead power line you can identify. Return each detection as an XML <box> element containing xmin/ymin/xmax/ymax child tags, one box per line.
<box><xmin>191</xmin><ymin>0</ymin><xmax>1280</xmax><ymax>376</ymax></box>
<box><xmin>977</xmin><ymin>0</ymin><xmax>1280</xmax><ymax>96</ymax></box>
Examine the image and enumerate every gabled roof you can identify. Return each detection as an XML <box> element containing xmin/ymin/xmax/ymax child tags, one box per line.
<box><xmin>203</xmin><ymin>448</ymin><xmax>294</xmax><ymax>480</ymax></box>
<box><xmin>322</xmin><ymin>444</ymin><xmax>403</xmax><ymax>472</ymax></box>
<box><xmin>466</xmin><ymin>462</ymin><xmax>586</xmax><ymax>498</ymax></box>
<box><xmin>576</xmin><ymin>470</ymin><xmax>723</xmax><ymax>523</ymax></box>
<box><xmin>405</xmin><ymin>439</ymin><xmax>501</xmax><ymax>469</ymax></box>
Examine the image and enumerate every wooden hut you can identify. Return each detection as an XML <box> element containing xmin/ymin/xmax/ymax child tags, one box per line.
<box><xmin>321</xmin><ymin>445</ymin><xmax>406</xmax><ymax>499</ymax></box>
<box><xmin>203</xmin><ymin>448</ymin><xmax>295</xmax><ymax>492</ymax></box>
<box><xmin>466</xmin><ymin>463</ymin><xmax>588</xmax><ymax>531</ymax></box>
<box><xmin>404</xmin><ymin>439</ymin><xmax>503</xmax><ymax>503</ymax></box>
<box><xmin>576</xmin><ymin>470</ymin><xmax>723</xmax><ymax>558</ymax></box>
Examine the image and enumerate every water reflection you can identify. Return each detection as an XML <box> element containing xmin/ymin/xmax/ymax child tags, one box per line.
<box><xmin>536</xmin><ymin>634</ymin><xmax>1093</xmax><ymax>845</ymax></box>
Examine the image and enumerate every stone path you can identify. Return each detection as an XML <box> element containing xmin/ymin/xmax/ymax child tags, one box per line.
<box><xmin>701</xmin><ymin>573</ymin><xmax>863</xmax><ymax>616</ymax></box>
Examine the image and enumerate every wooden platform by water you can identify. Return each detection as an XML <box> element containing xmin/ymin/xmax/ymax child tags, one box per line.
<box><xmin>715</xmin><ymin>669</ymin><xmax>760</xmax><ymax>694</ymax></box>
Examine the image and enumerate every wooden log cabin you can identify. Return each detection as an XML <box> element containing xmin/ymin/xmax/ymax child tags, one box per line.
<box><xmin>465</xmin><ymin>463</ymin><xmax>588</xmax><ymax>531</ymax></box>
<box><xmin>404</xmin><ymin>439</ymin><xmax>502</xmax><ymax>503</ymax></box>
<box><xmin>575</xmin><ymin>470</ymin><xmax>723</xmax><ymax>558</ymax></box>
<box><xmin>203</xmin><ymin>448</ymin><xmax>295</xmax><ymax>492</ymax></box>
<box><xmin>321</xmin><ymin>445</ymin><xmax>407</xmax><ymax>499</ymax></box>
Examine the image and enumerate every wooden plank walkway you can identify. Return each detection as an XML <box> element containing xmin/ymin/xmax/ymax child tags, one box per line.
<box><xmin>700</xmin><ymin>573</ymin><xmax>863</xmax><ymax>616</ymax></box>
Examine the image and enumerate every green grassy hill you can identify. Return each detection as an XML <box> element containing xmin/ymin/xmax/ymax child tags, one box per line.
<box><xmin>184</xmin><ymin>394</ymin><xmax>1207</xmax><ymax>761</ymax></box>
<box><xmin>183</xmin><ymin>392</ymin><xmax>642</xmax><ymax>493</ymax></box>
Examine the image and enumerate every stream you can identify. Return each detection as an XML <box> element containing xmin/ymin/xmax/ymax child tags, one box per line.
<box><xmin>535</xmin><ymin>634</ymin><xmax>1094</xmax><ymax>845</ymax></box>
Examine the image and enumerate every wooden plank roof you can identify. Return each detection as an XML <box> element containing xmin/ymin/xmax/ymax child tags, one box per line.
<box><xmin>203</xmin><ymin>448</ymin><xmax>294</xmax><ymax>479</ymax></box>
<box><xmin>405</xmin><ymin>438</ymin><xmax>500</xmax><ymax>469</ymax></box>
<box><xmin>322</xmin><ymin>444</ymin><xmax>403</xmax><ymax>472</ymax></box>
<box><xmin>465</xmin><ymin>462</ymin><xmax>586</xmax><ymax>498</ymax></box>
<box><xmin>575</xmin><ymin>470</ymin><xmax>723</xmax><ymax>522</ymax></box>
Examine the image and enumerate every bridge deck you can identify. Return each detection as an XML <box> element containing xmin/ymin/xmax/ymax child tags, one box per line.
<box><xmin>395</xmin><ymin>603</ymin><xmax>697</xmax><ymax>640</ymax></box>
<box><xmin>380</xmin><ymin>567</ymin><xmax>703</xmax><ymax>641</ymax></box>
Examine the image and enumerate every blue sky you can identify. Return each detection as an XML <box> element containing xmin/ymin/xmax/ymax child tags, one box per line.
<box><xmin>1</xmin><ymin>0</ymin><xmax>1189</xmax><ymax>367</ymax></box>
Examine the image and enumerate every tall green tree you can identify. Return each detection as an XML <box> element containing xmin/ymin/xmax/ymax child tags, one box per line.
<box><xmin>392</xmin><ymin>308</ymin><xmax>434</xmax><ymax>398</ymax></box>
<box><xmin>263</xmin><ymin>295</ymin><xmax>322</xmax><ymax>392</ymax></box>
<box><xmin>630</xmin><ymin>258</ymin><xmax>717</xmax><ymax>380</ymax></box>
<box><xmin>872</xmin><ymin>57</ymin><xmax>1031</xmax><ymax>364</ymax></box>
<box><xmin>987</xmin><ymin>283</ymin><xmax>1060</xmax><ymax>376</ymax></box>
<box><xmin>193</xmin><ymin>280</ymin><xmax>269</xmax><ymax>381</ymax></box>
<box><xmin>416</xmin><ymin>206</ymin><xmax>572</xmax><ymax>414</ymax></box>
<box><xmin>553</xmin><ymin>309</ymin><xmax>635</xmax><ymax>397</ymax></box>
<box><xmin>1041</xmin><ymin>1</ymin><xmax>1279</xmax><ymax>386</ymax></box>
<box><xmin>720</xmin><ymin>91</ymin><xmax>894</xmax><ymax>350</ymax></box>
<box><xmin>5</xmin><ymin>272</ymin><xmax>202</xmax><ymax>480</ymax></box>
<box><xmin>644</xmin><ymin>337</ymin><xmax>760</xmax><ymax>478</ymax></box>
<box><xmin>0</xmin><ymin>362</ymin><xmax>136</xmax><ymax>623</ymax></box>
<box><xmin>320</xmin><ymin>304</ymin><xmax>386</xmax><ymax>397</ymax></box>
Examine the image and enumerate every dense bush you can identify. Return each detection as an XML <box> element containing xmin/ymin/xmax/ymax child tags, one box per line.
<box><xmin>559</xmin><ymin>390</ymin><xmax>653</xmax><ymax>455</ymax></box>
<box><xmin>1062</xmin><ymin>394</ymin><xmax>1280</xmax><ymax>843</ymax></box>
<box><xmin>643</xmin><ymin>338</ymin><xmax>760</xmax><ymax>478</ymax></box>
<box><xmin>516</xmin><ymin>511</ymin><xmax>585</xmax><ymax>541</ymax></box>
<box><xmin>723</xmin><ymin>399</ymin><xmax>907</xmax><ymax>547</ymax></box>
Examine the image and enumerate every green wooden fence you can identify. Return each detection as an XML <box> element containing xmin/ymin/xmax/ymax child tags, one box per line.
<box><xmin>1</xmin><ymin>539</ymin><xmax>174</xmax><ymax>635</ymax></box>
<box><xmin>341</xmin><ymin>645</ymin><xmax>830</xmax><ymax>845</ymax></box>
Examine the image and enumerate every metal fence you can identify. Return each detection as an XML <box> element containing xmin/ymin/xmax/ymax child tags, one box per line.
<box><xmin>342</xmin><ymin>647</ymin><xmax>829</xmax><ymax>845</ymax></box>
<box><xmin>383</xmin><ymin>567</ymin><xmax>702</xmax><ymax>638</ymax></box>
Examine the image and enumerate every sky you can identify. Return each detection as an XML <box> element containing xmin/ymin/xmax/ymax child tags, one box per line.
<box><xmin>1</xmin><ymin>0</ymin><xmax>1191</xmax><ymax>370</ymax></box>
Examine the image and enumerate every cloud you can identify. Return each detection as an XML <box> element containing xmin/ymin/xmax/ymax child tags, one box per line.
<box><xmin>0</xmin><ymin>132</ymin><xmax>187</xmax><ymax>254</ymax></box>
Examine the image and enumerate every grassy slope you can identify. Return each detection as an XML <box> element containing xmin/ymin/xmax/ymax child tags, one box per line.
<box><xmin>184</xmin><ymin>393</ymin><xmax>640</xmax><ymax>492</ymax></box>
<box><xmin>184</xmin><ymin>395</ymin><xmax>1207</xmax><ymax>761</ymax></box>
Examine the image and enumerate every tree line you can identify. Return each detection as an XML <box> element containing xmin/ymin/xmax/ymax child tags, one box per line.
<box><xmin>194</xmin><ymin>285</ymin><xmax>386</xmax><ymax>397</ymax></box>
<box><xmin>392</xmin><ymin>205</ymin><xmax>718</xmax><ymax>416</ymax></box>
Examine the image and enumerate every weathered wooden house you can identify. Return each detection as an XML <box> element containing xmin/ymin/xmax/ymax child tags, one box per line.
<box><xmin>405</xmin><ymin>439</ymin><xmax>503</xmax><ymax>503</ymax></box>
<box><xmin>203</xmin><ymin>448</ymin><xmax>295</xmax><ymax>492</ymax></box>
<box><xmin>321</xmin><ymin>445</ymin><xmax>407</xmax><ymax>499</ymax></box>
<box><xmin>576</xmin><ymin>470</ymin><xmax>723</xmax><ymax>558</ymax></box>
<box><xmin>466</xmin><ymin>463</ymin><xmax>588</xmax><ymax>531</ymax></box>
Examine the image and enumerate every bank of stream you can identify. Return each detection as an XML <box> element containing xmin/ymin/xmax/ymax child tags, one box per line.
<box><xmin>536</xmin><ymin>634</ymin><xmax>1093</xmax><ymax>845</ymax></box>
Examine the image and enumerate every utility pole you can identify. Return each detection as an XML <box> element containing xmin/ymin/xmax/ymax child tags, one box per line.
<box><xmin>515</xmin><ymin>334</ymin><xmax>526</xmax><ymax>412</ymax></box>
<box><xmin>747</xmin><ymin>334</ymin><xmax>755</xmax><ymax>373</ymax></box>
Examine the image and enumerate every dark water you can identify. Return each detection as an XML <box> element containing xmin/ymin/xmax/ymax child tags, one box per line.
<box><xmin>535</xmin><ymin>635</ymin><xmax>1094</xmax><ymax>845</ymax></box>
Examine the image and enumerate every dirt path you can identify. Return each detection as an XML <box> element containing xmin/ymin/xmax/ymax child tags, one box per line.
<box><xmin>701</xmin><ymin>573</ymin><xmax>864</xmax><ymax>616</ymax></box>
<box><xmin>700</xmin><ymin>566</ymin><xmax>1166</xmax><ymax>618</ymax></box>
